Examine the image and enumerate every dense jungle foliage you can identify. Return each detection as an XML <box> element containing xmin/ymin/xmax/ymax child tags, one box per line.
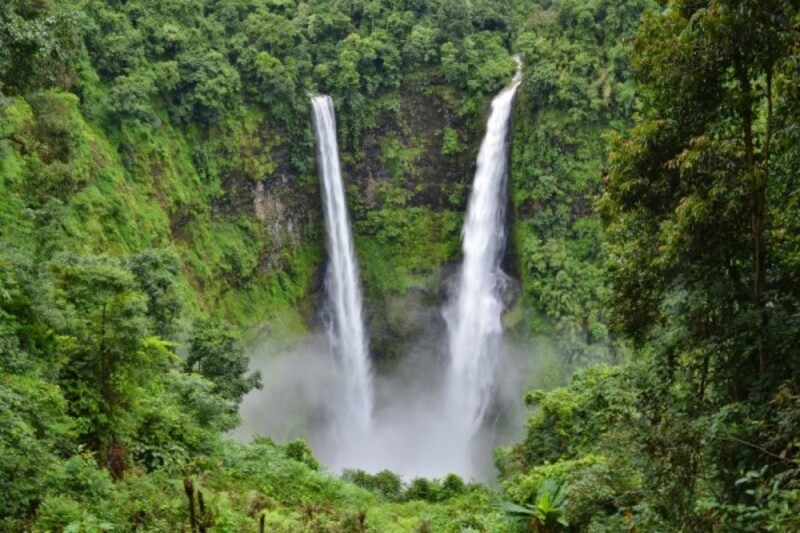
<box><xmin>499</xmin><ymin>1</ymin><xmax>800</xmax><ymax>531</ymax></box>
<box><xmin>2</xmin><ymin>0</ymin><xmax>799</xmax><ymax>531</ymax></box>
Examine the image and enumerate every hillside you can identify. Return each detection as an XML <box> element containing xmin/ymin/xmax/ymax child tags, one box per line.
<box><xmin>3</xmin><ymin>0</ymin><xmax>800</xmax><ymax>531</ymax></box>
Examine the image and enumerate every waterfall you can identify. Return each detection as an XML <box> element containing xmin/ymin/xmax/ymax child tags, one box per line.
<box><xmin>445</xmin><ymin>60</ymin><xmax>522</xmax><ymax>440</ymax></box>
<box><xmin>311</xmin><ymin>95</ymin><xmax>372</xmax><ymax>439</ymax></box>
<box><xmin>242</xmin><ymin>74</ymin><xmax>525</xmax><ymax>479</ymax></box>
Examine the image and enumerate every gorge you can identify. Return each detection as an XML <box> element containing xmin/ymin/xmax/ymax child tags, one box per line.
<box><xmin>4</xmin><ymin>1</ymin><xmax>798</xmax><ymax>531</ymax></box>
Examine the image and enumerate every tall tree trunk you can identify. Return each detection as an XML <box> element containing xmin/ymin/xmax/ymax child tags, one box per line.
<box><xmin>198</xmin><ymin>490</ymin><xmax>208</xmax><ymax>533</ymax></box>
<box><xmin>184</xmin><ymin>479</ymin><xmax>198</xmax><ymax>533</ymax></box>
<box><xmin>758</xmin><ymin>70</ymin><xmax>772</xmax><ymax>378</ymax></box>
<box><xmin>734</xmin><ymin>51</ymin><xmax>767</xmax><ymax>379</ymax></box>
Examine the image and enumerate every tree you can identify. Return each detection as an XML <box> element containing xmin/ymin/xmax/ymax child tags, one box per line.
<box><xmin>604</xmin><ymin>0</ymin><xmax>797</xmax><ymax>392</ymax></box>
<box><xmin>404</xmin><ymin>23</ymin><xmax>438</xmax><ymax>65</ymax></box>
<box><xmin>0</xmin><ymin>374</ymin><xmax>75</xmax><ymax>528</ymax></box>
<box><xmin>106</xmin><ymin>70</ymin><xmax>159</xmax><ymax>125</ymax></box>
<box><xmin>124</xmin><ymin>249</ymin><xmax>182</xmax><ymax>338</ymax></box>
<box><xmin>509</xmin><ymin>0</ymin><xmax>653</xmax><ymax>361</ymax></box>
<box><xmin>600</xmin><ymin>0</ymin><xmax>800</xmax><ymax>525</ymax></box>
<box><xmin>174</xmin><ymin>49</ymin><xmax>241</xmax><ymax>125</ymax></box>
<box><xmin>52</xmin><ymin>255</ymin><xmax>173</xmax><ymax>478</ymax></box>
<box><xmin>0</xmin><ymin>0</ymin><xmax>81</xmax><ymax>92</ymax></box>
<box><xmin>185</xmin><ymin>319</ymin><xmax>261</xmax><ymax>406</ymax></box>
<box><xmin>433</xmin><ymin>0</ymin><xmax>473</xmax><ymax>40</ymax></box>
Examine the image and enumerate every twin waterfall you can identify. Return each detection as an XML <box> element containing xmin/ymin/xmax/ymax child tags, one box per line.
<box><xmin>311</xmin><ymin>96</ymin><xmax>372</xmax><ymax>443</ymax></box>
<box><xmin>309</xmin><ymin>60</ymin><xmax>521</xmax><ymax>476</ymax></box>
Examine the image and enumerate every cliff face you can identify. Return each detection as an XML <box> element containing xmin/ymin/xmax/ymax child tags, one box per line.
<box><xmin>342</xmin><ymin>83</ymin><xmax>489</xmax><ymax>363</ymax></box>
<box><xmin>0</xmin><ymin>93</ymin><xmax>318</xmax><ymax>329</ymax></box>
<box><xmin>0</xmin><ymin>79</ymin><xmax>494</xmax><ymax>347</ymax></box>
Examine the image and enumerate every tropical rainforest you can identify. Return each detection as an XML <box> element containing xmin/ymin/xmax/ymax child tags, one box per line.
<box><xmin>1</xmin><ymin>0</ymin><xmax>799</xmax><ymax>531</ymax></box>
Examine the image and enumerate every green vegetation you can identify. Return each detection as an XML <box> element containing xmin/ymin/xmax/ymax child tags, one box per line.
<box><xmin>3</xmin><ymin>0</ymin><xmax>800</xmax><ymax>531</ymax></box>
<box><xmin>507</xmin><ymin>0</ymin><xmax>656</xmax><ymax>367</ymax></box>
<box><xmin>0</xmin><ymin>0</ymin><xmax>521</xmax><ymax>530</ymax></box>
<box><xmin>497</xmin><ymin>1</ymin><xmax>800</xmax><ymax>531</ymax></box>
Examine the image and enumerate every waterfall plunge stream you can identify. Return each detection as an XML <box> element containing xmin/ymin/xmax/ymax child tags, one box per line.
<box><xmin>238</xmin><ymin>69</ymin><xmax>526</xmax><ymax>480</ymax></box>
<box><xmin>311</xmin><ymin>95</ymin><xmax>372</xmax><ymax>454</ymax></box>
<box><xmin>445</xmin><ymin>59</ymin><xmax>522</xmax><ymax>442</ymax></box>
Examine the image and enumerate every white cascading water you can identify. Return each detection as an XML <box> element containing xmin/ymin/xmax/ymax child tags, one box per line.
<box><xmin>446</xmin><ymin>59</ymin><xmax>522</xmax><ymax>440</ymax></box>
<box><xmin>311</xmin><ymin>95</ymin><xmax>372</xmax><ymax>444</ymax></box>
<box><xmin>239</xmin><ymin>70</ymin><xmax>526</xmax><ymax>480</ymax></box>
